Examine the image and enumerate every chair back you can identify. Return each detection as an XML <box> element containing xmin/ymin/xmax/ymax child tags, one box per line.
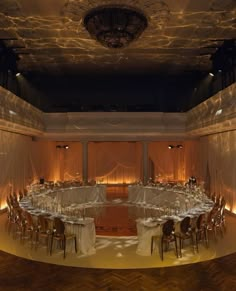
<box><xmin>180</xmin><ymin>216</ymin><xmax>191</xmax><ymax>233</ymax></box>
<box><xmin>220</xmin><ymin>197</ymin><xmax>226</xmax><ymax>208</ymax></box>
<box><xmin>196</xmin><ymin>213</ymin><xmax>205</xmax><ymax>230</ymax></box>
<box><xmin>162</xmin><ymin>219</ymin><xmax>175</xmax><ymax>236</ymax></box>
<box><xmin>38</xmin><ymin>215</ymin><xmax>49</xmax><ymax>232</ymax></box>
<box><xmin>54</xmin><ymin>217</ymin><xmax>65</xmax><ymax>235</ymax></box>
<box><xmin>25</xmin><ymin>211</ymin><xmax>34</xmax><ymax>227</ymax></box>
<box><xmin>19</xmin><ymin>191</ymin><xmax>24</xmax><ymax>200</ymax></box>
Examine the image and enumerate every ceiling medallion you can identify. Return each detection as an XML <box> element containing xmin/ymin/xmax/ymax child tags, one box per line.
<box><xmin>84</xmin><ymin>6</ymin><xmax>148</xmax><ymax>48</ymax></box>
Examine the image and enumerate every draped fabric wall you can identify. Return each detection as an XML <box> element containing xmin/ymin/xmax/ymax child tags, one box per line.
<box><xmin>148</xmin><ymin>140</ymin><xmax>200</xmax><ymax>182</ymax></box>
<box><xmin>1</xmin><ymin>131</ymin><xmax>235</xmax><ymax>212</ymax></box>
<box><xmin>88</xmin><ymin>142</ymin><xmax>142</xmax><ymax>184</ymax></box>
<box><xmin>60</xmin><ymin>142</ymin><xmax>82</xmax><ymax>181</ymax></box>
<box><xmin>0</xmin><ymin>130</ymin><xmax>57</xmax><ymax>209</ymax></box>
<box><xmin>198</xmin><ymin>130</ymin><xmax>236</xmax><ymax>213</ymax></box>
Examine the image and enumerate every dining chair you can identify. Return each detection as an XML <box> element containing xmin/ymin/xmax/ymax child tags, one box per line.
<box><xmin>50</xmin><ymin>217</ymin><xmax>77</xmax><ymax>258</ymax></box>
<box><xmin>36</xmin><ymin>215</ymin><xmax>52</xmax><ymax>252</ymax></box>
<box><xmin>151</xmin><ymin>219</ymin><xmax>178</xmax><ymax>260</ymax></box>
<box><xmin>195</xmin><ymin>213</ymin><xmax>208</xmax><ymax>250</ymax></box>
<box><xmin>176</xmin><ymin>216</ymin><xmax>195</xmax><ymax>257</ymax></box>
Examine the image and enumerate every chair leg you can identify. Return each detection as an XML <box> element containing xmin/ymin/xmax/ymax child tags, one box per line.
<box><xmin>74</xmin><ymin>237</ymin><xmax>77</xmax><ymax>253</ymax></box>
<box><xmin>190</xmin><ymin>233</ymin><xmax>195</xmax><ymax>253</ymax></box>
<box><xmin>205</xmin><ymin>228</ymin><xmax>209</xmax><ymax>248</ymax></box>
<box><xmin>195</xmin><ymin>232</ymin><xmax>199</xmax><ymax>252</ymax></box>
<box><xmin>50</xmin><ymin>234</ymin><xmax>54</xmax><ymax>255</ymax></box>
<box><xmin>179</xmin><ymin>237</ymin><xmax>182</xmax><ymax>258</ymax></box>
<box><xmin>63</xmin><ymin>235</ymin><xmax>66</xmax><ymax>259</ymax></box>
<box><xmin>160</xmin><ymin>237</ymin><xmax>164</xmax><ymax>261</ymax></box>
<box><xmin>151</xmin><ymin>237</ymin><xmax>154</xmax><ymax>254</ymax></box>
<box><xmin>174</xmin><ymin>236</ymin><xmax>178</xmax><ymax>258</ymax></box>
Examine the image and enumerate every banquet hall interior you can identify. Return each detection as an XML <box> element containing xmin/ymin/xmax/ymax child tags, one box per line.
<box><xmin>0</xmin><ymin>0</ymin><xmax>236</xmax><ymax>290</ymax></box>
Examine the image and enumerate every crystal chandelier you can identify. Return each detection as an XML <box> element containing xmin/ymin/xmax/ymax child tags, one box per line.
<box><xmin>84</xmin><ymin>6</ymin><xmax>148</xmax><ymax>49</ymax></box>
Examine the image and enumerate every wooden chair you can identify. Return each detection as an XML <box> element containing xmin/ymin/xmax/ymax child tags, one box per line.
<box><xmin>151</xmin><ymin>219</ymin><xmax>178</xmax><ymax>260</ymax></box>
<box><xmin>195</xmin><ymin>213</ymin><xmax>208</xmax><ymax>250</ymax></box>
<box><xmin>176</xmin><ymin>216</ymin><xmax>195</xmax><ymax>257</ymax></box>
<box><xmin>23</xmin><ymin>211</ymin><xmax>38</xmax><ymax>245</ymax></box>
<box><xmin>36</xmin><ymin>215</ymin><xmax>52</xmax><ymax>252</ymax></box>
<box><xmin>50</xmin><ymin>217</ymin><xmax>77</xmax><ymax>258</ymax></box>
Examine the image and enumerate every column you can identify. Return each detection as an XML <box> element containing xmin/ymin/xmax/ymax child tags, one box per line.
<box><xmin>142</xmin><ymin>141</ymin><xmax>149</xmax><ymax>185</ymax></box>
<box><xmin>82</xmin><ymin>141</ymin><xmax>88</xmax><ymax>184</ymax></box>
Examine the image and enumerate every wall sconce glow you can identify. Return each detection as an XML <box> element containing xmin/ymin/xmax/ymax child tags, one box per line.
<box><xmin>168</xmin><ymin>145</ymin><xmax>183</xmax><ymax>149</ymax></box>
<box><xmin>9</xmin><ymin>110</ymin><xmax>17</xmax><ymax>115</ymax></box>
<box><xmin>56</xmin><ymin>145</ymin><xmax>69</xmax><ymax>149</ymax></box>
<box><xmin>215</xmin><ymin>109</ymin><xmax>223</xmax><ymax>116</ymax></box>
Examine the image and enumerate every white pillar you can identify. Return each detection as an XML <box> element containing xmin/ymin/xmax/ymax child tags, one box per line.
<box><xmin>142</xmin><ymin>141</ymin><xmax>149</xmax><ymax>185</ymax></box>
<box><xmin>82</xmin><ymin>141</ymin><xmax>88</xmax><ymax>184</ymax></box>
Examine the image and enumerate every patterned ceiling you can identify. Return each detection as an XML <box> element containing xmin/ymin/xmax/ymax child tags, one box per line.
<box><xmin>0</xmin><ymin>0</ymin><xmax>235</xmax><ymax>74</ymax></box>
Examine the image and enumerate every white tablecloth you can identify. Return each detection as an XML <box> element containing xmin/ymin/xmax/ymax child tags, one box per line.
<box><xmin>64</xmin><ymin>217</ymin><xmax>96</xmax><ymax>255</ymax></box>
<box><xmin>31</xmin><ymin>185</ymin><xmax>106</xmax><ymax>211</ymax></box>
<box><xmin>54</xmin><ymin>185</ymin><xmax>106</xmax><ymax>204</ymax></box>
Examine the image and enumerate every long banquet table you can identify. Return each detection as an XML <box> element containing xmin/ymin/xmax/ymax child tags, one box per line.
<box><xmin>31</xmin><ymin>185</ymin><xmax>106</xmax><ymax>206</ymax></box>
<box><xmin>128</xmin><ymin>184</ymin><xmax>214</xmax><ymax>256</ymax></box>
<box><xmin>18</xmin><ymin>185</ymin><xmax>107</xmax><ymax>255</ymax></box>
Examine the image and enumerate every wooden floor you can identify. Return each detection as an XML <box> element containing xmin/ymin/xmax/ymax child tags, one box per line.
<box><xmin>0</xmin><ymin>249</ymin><xmax>236</xmax><ymax>290</ymax></box>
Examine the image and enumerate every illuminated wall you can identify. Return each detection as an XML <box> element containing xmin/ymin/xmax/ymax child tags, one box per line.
<box><xmin>88</xmin><ymin>142</ymin><xmax>142</xmax><ymax>184</ymax></box>
<box><xmin>148</xmin><ymin>140</ymin><xmax>200</xmax><ymax>182</ymax></box>
<box><xmin>198</xmin><ymin>130</ymin><xmax>236</xmax><ymax>213</ymax></box>
<box><xmin>0</xmin><ymin>130</ymin><xmax>57</xmax><ymax>209</ymax></box>
<box><xmin>57</xmin><ymin>142</ymin><xmax>83</xmax><ymax>181</ymax></box>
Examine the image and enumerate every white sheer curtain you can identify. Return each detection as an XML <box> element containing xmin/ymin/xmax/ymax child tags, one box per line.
<box><xmin>148</xmin><ymin>140</ymin><xmax>200</xmax><ymax>182</ymax></box>
<box><xmin>199</xmin><ymin>130</ymin><xmax>236</xmax><ymax>212</ymax></box>
<box><xmin>0</xmin><ymin>130</ymin><xmax>58</xmax><ymax>209</ymax></box>
<box><xmin>61</xmin><ymin>142</ymin><xmax>82</xmax><ymax>181</ymax></box>
<box><xmin>88</xmin><ymin>142</ymin><xmax>142</xmax><ymax>184</ymax></box>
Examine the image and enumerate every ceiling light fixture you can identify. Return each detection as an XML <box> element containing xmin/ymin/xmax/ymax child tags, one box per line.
<box><xmin>84</xmin><ymin>5</ymin><xmax>148</xmax><ymax>49</ymax></box>
<box><xmin>209</xmin><ymin>72</ymin><xmax>214</xmax><ymax>77</ymax></box>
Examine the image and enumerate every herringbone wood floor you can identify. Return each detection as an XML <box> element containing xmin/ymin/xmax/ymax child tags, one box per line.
<box><xmin>0</xmin><ymin>250</ymin><xmax>236</xmax><ymax>291</ymax></box>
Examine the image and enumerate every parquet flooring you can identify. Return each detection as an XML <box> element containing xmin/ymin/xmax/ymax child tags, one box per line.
<box><xmin>0</xmin><ymin>249</ymin><xmax>236</xmax><ymax>291</ymax></box>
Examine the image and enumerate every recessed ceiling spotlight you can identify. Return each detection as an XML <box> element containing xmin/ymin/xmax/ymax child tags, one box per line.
<box><xmin>16</xmin><ymin>72</ymin><xmax>21</xmax><ymax>77</ymax></box>
<box><xmin>209</xmin><ymin>72</ymin><xmax>214</xmax><ymax>77</ymax></box>
<box><xmin>64</xmin><ymin>145</ymin><xmax>69</xmax><ymax>149</ymax></box>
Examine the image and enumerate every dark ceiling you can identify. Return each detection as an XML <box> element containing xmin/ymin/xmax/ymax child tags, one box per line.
<box><xmin>0</xmin><ymin>0</ymin><xmax>235</xmax><ymax>112</ymax></box>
